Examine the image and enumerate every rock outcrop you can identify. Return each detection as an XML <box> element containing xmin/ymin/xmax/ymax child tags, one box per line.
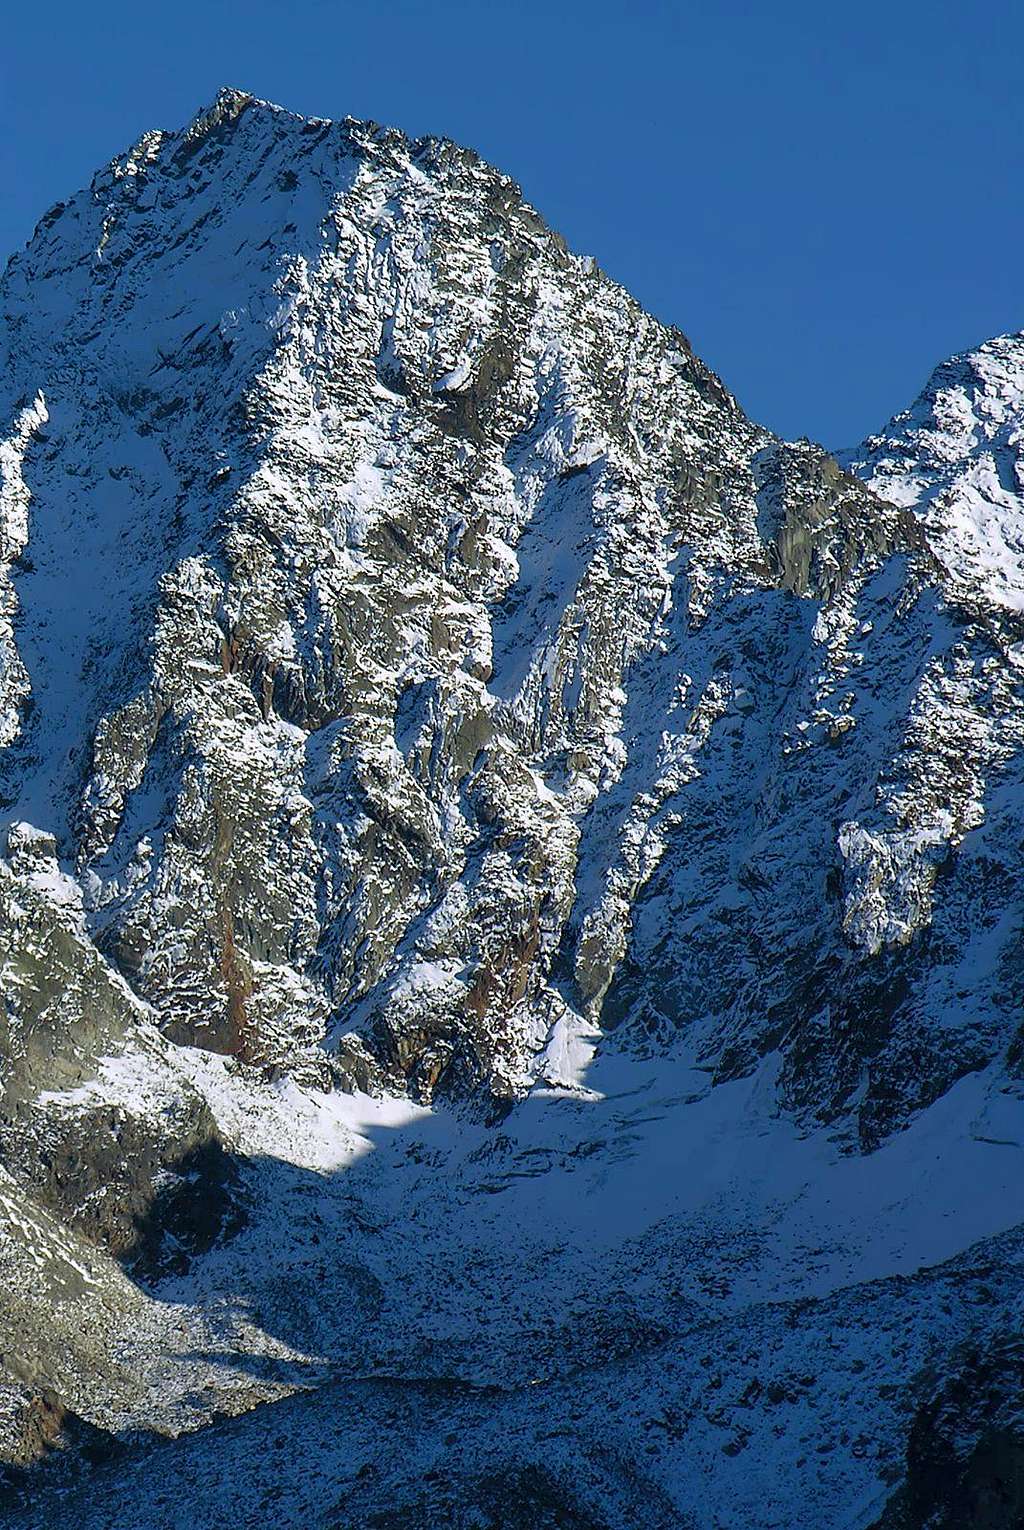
<box><xmin>1</xmin><ymin>90</ymin><xmax>1022</xmax><ymax>1529</ymax></box>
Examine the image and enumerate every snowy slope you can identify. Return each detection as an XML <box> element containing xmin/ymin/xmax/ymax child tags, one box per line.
<box><xmin>1</xmin><ymin>90</ymin><xmax>1023</xmax><ymax>1529</ymax></box>
<box><xmin>842</xmin><ymin>331</ymin><xmax>1024</xmax><ymax>612</ymax></box>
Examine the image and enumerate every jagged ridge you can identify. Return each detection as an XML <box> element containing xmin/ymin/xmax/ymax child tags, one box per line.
<box><xmin>1</xmin><ymin>90</ymin><xmax>1023</xmax><ymax>1530</ymax></box>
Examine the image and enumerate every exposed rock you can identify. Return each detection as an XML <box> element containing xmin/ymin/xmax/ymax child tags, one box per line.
<box><xmin>0</xmin><ymin>89</ymin><xmax>1023</xmax><ymax>1530</ymax></box>
<box><xmin>872</xmin><ymin>1338</ymin><xmax>1024</xmax><ymax>1530</ymax></box>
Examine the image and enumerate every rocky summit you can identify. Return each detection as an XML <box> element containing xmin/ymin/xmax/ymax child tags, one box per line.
<box><xmin>0</xmin><ymin>88</ymin><xmax>1022</xmax><ymax>1529</ymax></box>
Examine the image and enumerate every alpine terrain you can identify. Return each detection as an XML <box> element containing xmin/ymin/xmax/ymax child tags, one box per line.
<box><xmin>1</xmin><ymin>88</ymin><xmax>1023</xmax><ymax>1529</ymax></box>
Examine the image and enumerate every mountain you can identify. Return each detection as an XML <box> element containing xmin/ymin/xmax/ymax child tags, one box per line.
<box><xmin>0</xmin><ymin>89</ymin><xmax>1022</xmax><ymax>1529</ymax></box>
<box><xmin>841</xmin><ymin>331</ymin><xmax>1024</xmax><ymax>613</ymax></box>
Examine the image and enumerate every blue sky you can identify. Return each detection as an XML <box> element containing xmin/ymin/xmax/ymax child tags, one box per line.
<box><xmin>1</xmin><ymin>0</ymin><xmax>1022</xmax><ymax>447</ymax></box>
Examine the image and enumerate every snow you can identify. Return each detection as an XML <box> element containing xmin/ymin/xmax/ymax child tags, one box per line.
<box><xmin>847</xmin><ymin>330</ymin><xmax>1024</xmax><ymax>611</ymax></box>
<box><xmin>41</xmin><ymin>1028</ymin><xmax>1023</xmax><ymax>1308</ymax></box>
<box><xmin>432</xmin><ymin>356</ymin><xmax>473</xmax><ymax>392</ymax></box>
<box><xmin>3</xmin><ymin>90</ymin><xmax>1024</xmax><ymax>1530</ymax></box>
<box><xmin>20</xmin><ymin>1021</ymin><xmax>1023</xmax><ymax>1529</ymax></box>
<box><xmin>39</xmin><ymin>1035</ymin><xmax>429</xmax><ymax>1175</ymax></box>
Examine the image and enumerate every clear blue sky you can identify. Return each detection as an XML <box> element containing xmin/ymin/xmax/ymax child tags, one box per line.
<box><xmin>1</xmin><ymin>0</ymin><xmax>1022</xmax><ymax>447</ymax></box>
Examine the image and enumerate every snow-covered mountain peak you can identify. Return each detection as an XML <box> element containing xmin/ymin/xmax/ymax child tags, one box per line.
<box><xmin>2</xmin><ymin>96</ymin><xmax>1024</xmax><ymax>1529</ymax></box>
<box><xmin>844</xmin><ymin>330</ymin><xmax>1024</xmax><ymax>611</ymax></box>
<box><xmin>2</xmin><ymin>88</ymin><xmax>1021</xmax><ymax>1120</ymax></box>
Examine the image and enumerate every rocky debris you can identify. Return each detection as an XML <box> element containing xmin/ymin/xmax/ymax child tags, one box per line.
<box><xmin>352</xmin><ymin>1464</ymin><xmax>620</xmax><ymax>1530</ymax></box>
<box><xmin>7</xmin><ymin>1101</ymin><xmax>248</xmax><ymax>1279</ymax></box>
<box><xmin>871</xmin><ymin>1336</ymin><xmax>1024</xmax><ymax>1530</ymax></box>
<box><xmin>0</xmin><ymin>1388</ymin><xmax>125</xmax><ymax>1511</ymax></box>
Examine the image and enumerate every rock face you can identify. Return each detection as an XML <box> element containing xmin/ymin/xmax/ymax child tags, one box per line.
<box><xmin>842</xmin><ymin>333</ymin><xmax>1024</xmax><ymax>615</ymax></box>
<box><xmin>0</xmin><ymin>89</ymin><xmax>1022</xmax><ymax>1529</ymax></box>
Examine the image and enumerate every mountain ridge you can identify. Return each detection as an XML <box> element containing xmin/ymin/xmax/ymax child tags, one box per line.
<box><xmin>1</xmin><ymin>89</ymin><xmax>1023</xmax><ymax>1529</ymax></box>
<box><xmin>842</xmin><ymin>328</ymin><xmax>1024</xmax><ymax>614</ymax></box>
